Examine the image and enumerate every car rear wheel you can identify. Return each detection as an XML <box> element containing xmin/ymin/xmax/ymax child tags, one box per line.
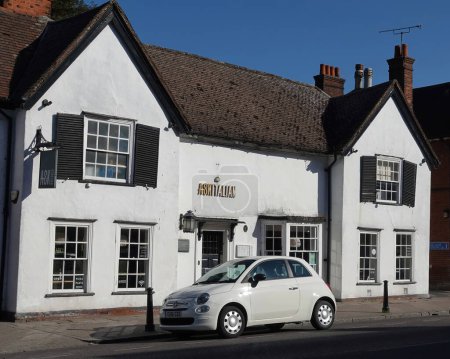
<box><xmin>310</xmin><ymin>300</ymin><xmax>334</xmax><ymax>330</ymax></box>
<box><xmin>265</xmin><ymin>323</ymin><xmax>285</xmax><ymax>331</ymax></box>
<box><xmin>217</xmin><ymin>305</ymin><xmax>246</xmax><ymax>338</ymax></box>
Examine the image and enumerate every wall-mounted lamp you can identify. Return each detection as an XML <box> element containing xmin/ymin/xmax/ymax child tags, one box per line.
<box><xmin>180</xmin><ymin>210</ymin><xmax>196</xmax><ymax>233</ymax></box>
<box><xmin>41</xmin><ymin>99</ymin><xmax>52</xmax><ymax>107</ymax></box>
<box><xmin>420</xmin><ymin>158</ymin><xmax>426</xmax><ymax>166</ymax></box>
<box><xmin>214</xmin><ymin>176</ymin><xmax>221</xmax><ymax>183</ymax></box>
<box><xmin>33</xmin><ymin>128</ymin><xmax>60</xmax><ymax>152</ymax></box>
<box><xmin>10</xmin><ymin>190</ymin><xmax>19</xmax><ymax>204</ymax></box>
<box><xmin>444</xmin><ymin>209</ymin><xmax>450</xmax><ymax>219</ymax></box>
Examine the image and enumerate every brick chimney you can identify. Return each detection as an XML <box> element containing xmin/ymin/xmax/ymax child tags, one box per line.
<box><xmin>2</xmin><ymin>0</ymin><xmax>51</xmax><ymax>17</ymax></box>
<box><xmin>387</xmin><ymin>43</ymin><xmax>415</xmax><ymax>106</ymax></box>
<box><xmin>314</xmin><ymin>64</ymin><xmax>345</xmax><ymax>97</ymax></box>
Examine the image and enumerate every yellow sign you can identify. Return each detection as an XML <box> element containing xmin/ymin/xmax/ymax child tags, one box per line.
<box><xmin>197</xmin><ymin>183</ymin><xmax>236</xmax><ymax>198</ymax></box>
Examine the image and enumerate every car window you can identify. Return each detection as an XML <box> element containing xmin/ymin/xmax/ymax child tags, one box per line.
<box><xmin>196</xmin><ymin>259</ymin><xmax>256</xmax><ymax>284</ymax></box>
<box><xmin>288</xmin><ymin>260</ymin><xmax>312</xmax><ymax>278</ymax></box>
<box><xmin>249</xmin><ymin>259</ymin><xmax>289</xmax><ymax>280</ymax></box>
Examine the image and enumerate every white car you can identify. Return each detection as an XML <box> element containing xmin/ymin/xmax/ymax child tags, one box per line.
<box><xmin>160</xmin><ymin>256</ymin><xmax>336</xmax><ymax>338</ymax></box>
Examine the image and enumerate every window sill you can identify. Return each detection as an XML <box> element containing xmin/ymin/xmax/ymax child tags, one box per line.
<box><xmin>79</xmin><ymin>179</ymin><xmax>135</xmax><ymax>187</ymax></box>
<box><xmin>393</xmin><ymin>281</ymin><xmax>417</xmax><ymax>285</ymax></box>
<box><xmin>356</xmin><ymin>282</ymin><xmax>382</xmax><ymax>286</ymax></box>
<box><xmin>45</xmin><ymin>292</ymin><xmax>95</xmax><ymax>298</ymax></box>
<box><xmin>111</xmin><ymin>291</ymin><xmax>147</xmax><ymax>295</ymax></box>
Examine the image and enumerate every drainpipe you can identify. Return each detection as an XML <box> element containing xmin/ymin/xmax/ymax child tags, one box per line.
<box><xmin>0</xmin><ymin>108</ymin><xmax>13</xmax><ymax>315</ymax></box>
<box><xmin>325</xmin><ymin>153</ymin><xmax>338</xmax><ymax>285</ymax></box>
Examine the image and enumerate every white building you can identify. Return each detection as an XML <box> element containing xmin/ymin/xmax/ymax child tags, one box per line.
<box><xmin>0</xmin><ymin>1</ymin><xmax>438</xmax><ymax>319</ymax></box>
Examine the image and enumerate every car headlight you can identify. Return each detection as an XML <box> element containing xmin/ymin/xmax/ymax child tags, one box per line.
<box><xmin>196</xmin><ymin>293</ymin><xmax>210</xmax><ymax>305</ymax></box>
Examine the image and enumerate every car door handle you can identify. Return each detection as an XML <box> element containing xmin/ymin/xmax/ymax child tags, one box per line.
<box><xmin>289</xmin><ymin>287</ymin><xmax>298</xmax><ymax>290</ymax></box>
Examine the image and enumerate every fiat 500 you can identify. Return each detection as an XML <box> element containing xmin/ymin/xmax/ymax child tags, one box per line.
<box><xmin>160</xmin><ymin>256</ymin><xmax>336</xmax><ymax>338</ymax></box>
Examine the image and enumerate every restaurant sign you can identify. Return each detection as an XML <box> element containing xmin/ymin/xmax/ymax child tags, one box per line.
<box><xmin>39</xmin><ymin>150</ymin><xmax>57</xmax><ymax>188</ymax></box>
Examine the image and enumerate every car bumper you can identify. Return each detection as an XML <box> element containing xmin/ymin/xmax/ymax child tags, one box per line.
<box><xmin>159</xmin><ymin>304</ymin><xmax>219</xmax><ymax>332</ymax></box>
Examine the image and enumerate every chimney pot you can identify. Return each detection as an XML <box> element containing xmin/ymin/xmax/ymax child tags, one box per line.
<box><xmin>335</xmin><ymin>67</ymin><xmax>340</xmax><ymax>78</ymax></box>
<box><xmin>330</xmin><ymin>66</ymin><xmax>335</xmax><ymax>77</ymax></box>
<box><xmin>401</xmin><ymin>43</ymin><xmax>408</xmax><ymax>57</ymax></box>
<box><xmin>324</xmin><ymin>65</ymin><xmax>330</xmax><ymax>76</ymax></box>
<box><xmin>320</xmin><ymin>64</ymin><xmax>326</xmax><ymax>75</ymax></box>
<box><xmin>354</xmin><ymin>64</ymin><xmax>364</xmax><ymax>90</ymax></box>
<box><xmin>394</xmin><ymin>45</ymin><xmax>401</xmax><ymax>58</ymax></box>
<box><xmin>364</xmin><ymin>68</ymin><xmax>373</xmax><ymax>88</ymax></box>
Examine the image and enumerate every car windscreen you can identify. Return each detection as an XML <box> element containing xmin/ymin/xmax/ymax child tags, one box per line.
<box><xmin>195</xmin><ymin>259</ymin><xmax>256</xmax><ymax>284</ymax></box>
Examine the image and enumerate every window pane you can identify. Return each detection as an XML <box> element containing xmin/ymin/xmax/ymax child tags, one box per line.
<box><xmin>53</xmin><ymin>260</ymin><xmax>63</xmax><ymax>274</ymax></box>
<box><xmin>99</xmin><ymin>122</ymin><xmax>108</xmax><ymax>136</ymax></box>
<box><xmin>120</xmin><ymin>243</ymin><xmax>129</xmax><ymax>258</ymax></box>
<box><xmin>85</xmin><ymin>164</ymin><xmax>95</xmax><ymax>176</ymax></box>
<box><xmin>97</xmin><ymin>152</ymin><xmax>106</xmax><ymax>164</ymax></box>
<box><xmin>55</xmin><ymin>227</ymin><xmax>65</xmax><ymax>242</ymax></box>
<box><xmin>139</xmin><ymin>245</ymin><xmax>148</xmax><ymax>258</ymax></box>
<box><xmin>87</xmin><ymin>135</ymin><xmax>97</xmax><ymax>149</ymax></box>
<box><xmin>96</xmin><ymin>165</ymin><xmax>106</xmax><ymax>177</ymax></box>
<box><xmin>86</xmin><ymin>150</ymin><xmax>96</xmax><ymax>163</ymax></box>
<box><xmin>75</xmin><ymin>260</ymin><xmax>84</xmax><ymax>274</ymax></box>
<box><xmin>137</xmin><ymin>275</ymin><xmax>146</xmax><ymax>288</ymax></box>
<box><xmin>130</xmin><ymin>229</ymin><xmax>139</xmax><ymax>243</ymax></box>
<box><xmin>118</xmin><ymin>275</ymin><xmax>127</xmax><ymax>288</ymax></box>
<box><xmin>129</xmin><ymin>260</ymin><xmax>137</xmax><ymax>274</ymax></box>
<box><xmin>119</xmin><ymin>140</ymin><xmax>128</xmax><ymax>153</ymax></box>
<box><xmin>117</xmin><ymin>167</ymin><xmax>126</xmax><ymax>180</ymax></box>
<box><xmin>88</xmin><ymin>121</ymin><xmax>97</xmax><ymax>134</ymax></box>
<box><xmin>119</xmin><ymin>260</ymin><xmax>127</xmax><ymax>273</ymax></box>
<box><xmin>77</xmin><ymin>244</ymin><xmax>86</xmax><ymax>258</ymax></box>
<box><xmin>66</xmin><ymin>243</ymin><xmax>76</xmax><ymax>258</ymax></box>
<box><xmin>128</xmin><ymin>275</ymin><xmax>137</xmax><ymax>288</ymax></box>
<box><xmin>55</xmin><ymin>243</ymin><xmax>65</xmax><ymax>258</ymax></box>
<box><xmin>130</xmin><ymin>245</ymin><xmax>138</xmax><ymax>258</ymax></box>
<box><xmin>98</xmin><ymin>137</ymin><xmax>107</xmax><ymax>150</ymax></box>
<box><xmin>110</xmin><ymin>124</ymin><xmax>119</xmax><ymax>137</ymax></box>
<box><xmin>120</xmin><ymin>126</ymin><xmax>129</xmax><ymax>139</ymax></box>
<box><xmin>106</xmin><ymin>166</ymin><xmax>116</xmax><ymax>179</ymax></box>
<box><xmin>63</xmin><ymin>276</ymin><xmax>73</xmax><ymax>290</ymax></box>
<box><xmin>108</xmin><ymin>138</ymin><xmax>118</xmax><ymax>152</ymax></box>
<box><xmin>78</xmin><ymin>228</ymin><xmax>86</xmax><ymax>242</ymax></box>
<box><xmin>65</xmin><ymin>260</ymin><xmax>74</xmax><ymax>274</ymax></box>
<box><xmin>117</xmin><ymin>154</ymin><xmax>127</xmax><ymax>166</ymax></box>
<box><xmin>107</xmin><ymin>153</ymin><xmax>117</xmax><ymax>165</ymax></box>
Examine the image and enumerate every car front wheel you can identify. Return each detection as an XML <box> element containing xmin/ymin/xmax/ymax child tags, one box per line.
<box><xmin>217</xmin><ymin>305</ymin><xmax>246</xmax><ymax>338</ymax></box>
<box><xmin>310</xmin><ymin>300</ymin><xmax>334</xmax><ymax>330</ymax></box>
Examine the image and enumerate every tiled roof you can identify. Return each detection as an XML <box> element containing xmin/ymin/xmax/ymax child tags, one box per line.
<box><xmin>10</xmin><ymin>3</ymin><xmax>110</xmax><ymax>104</ymax></box>
<box><xmin>0</xmin><ymin>7</ymin><xmax>48</xmax><ymax>103</ymax></box>
<box><xmin>414</xmin><ymin>82</ymin><xmax>450</xmax><ymax>139</ymax></box>
<box><xmin>144</xmin><ymin>45</ymin><xmax>331</xmax><ymax>153</ymax></box>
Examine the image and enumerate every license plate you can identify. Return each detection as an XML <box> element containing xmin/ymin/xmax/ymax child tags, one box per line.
<box><xmin>166</xmin><ymin>311</ymin><xmax>181</xmax><ymax>318</ymax></box>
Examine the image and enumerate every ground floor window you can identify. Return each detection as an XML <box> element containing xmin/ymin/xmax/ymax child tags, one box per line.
<box><xmin>52</xmin><ymin>224</ymin><xmax>89</xmax><ymax>292</ymax></box>
<box><xmin>262</xmin><ymin>222</ymin><xmax>321</xmax><ymax>274</ymax></box>
<box><xmin>396</xmin><ymin>233</ymin><xmax>413</xmax><ymax>281</ymax></box>
<box><xmin>289</xmin><ymin>225</ymin><xmax>319</xmax><ymax>272</ymax></box>
<box><xmin>117</xmin><ymin>226</ymin><xmax>151</xmax><ymax>290</ymax></box>
<box><xmin>359</xmin><ymin>231</ymin><xmax>378</xmax><ymax>282</ymax></box>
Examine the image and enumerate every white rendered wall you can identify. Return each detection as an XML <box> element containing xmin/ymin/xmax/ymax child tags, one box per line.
<box><xmin>177</xmin><ymin>140</ymin><xmax>328</xmax><ymax>289</ymax></box>
<box><xmin>13</xmin><ymin>24</ymin><xmax>180</xmax><ymax>314</ymax></box>
<box><xmin>335</xmin><ymin>98</ymin><xmax>431</xmax><ymax>299</ymax></box>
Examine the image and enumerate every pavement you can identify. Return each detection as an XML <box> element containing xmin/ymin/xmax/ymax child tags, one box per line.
<box><xmin>1</xmin><ymin>291</ymin><xmax>449</xmax><ymax>355</ymax></box>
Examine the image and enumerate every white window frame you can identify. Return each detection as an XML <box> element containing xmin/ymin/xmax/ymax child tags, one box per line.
<box><xmin>261</xmin><ymin>221</ymin><xmax>322</xmax><ymax>276</ymax></box>
<box><xmin>83</xmin><ymin>116</ymin><xmax>135</xmax><ymax>183</ymax></box>
<box><xmin>358</xmin><ymin>231</ymin><xmax>379</xmax><ymax>283</ymax></box>
<box><xmin>395</xmin><ymin>232</ymin><xmax>413</xmax><ymax>282</ymax></box>
<box><xmin>49</xmin><ymin>221</ymin><xmax>93</xmax><ymax>293</ymax></box>
<box><xmin>376</xmin><ymin>156</ymin><xmax>402</xmax><ymax>204</ymax></box>
<box><xmin>287</xmin><ymin>223</ymin><xmax>321</xmax><ymax>274</ymax></box>
<box><xmin>114</xmin><ymin>224</ymin><xmax>154</xmax><ymax>292</ymax></box>
<box><xmin>261</xmin><ymin>221</ymin><xmax>285</xmax><ymax>256</ymax></box>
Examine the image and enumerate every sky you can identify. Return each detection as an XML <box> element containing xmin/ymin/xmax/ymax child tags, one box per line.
<box><xmin>94</xmin><ymin>0</ymin><xmax>450</xmax><ymax>92</ymax></box>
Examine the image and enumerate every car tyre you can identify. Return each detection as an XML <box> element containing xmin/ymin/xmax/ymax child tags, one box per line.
<box><xmin>310</xmin><ymin>300</ymin><xmax>334</xmax><ymax>330</ymax></box>
<box><xmin>217</xmin><ymin>305</ymin><xmax>246</xmax><ymax>338</ymax></box>
<box><xmin>265</xmin><ymin>323</ymin><xmax>285</xmax><ymax>331</ymax></box>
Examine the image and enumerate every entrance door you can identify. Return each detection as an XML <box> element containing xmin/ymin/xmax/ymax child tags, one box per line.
<box><xmin>202</xmin><ymin>231</ymin><xmax>224</xmax><ymax>275</ymax></box>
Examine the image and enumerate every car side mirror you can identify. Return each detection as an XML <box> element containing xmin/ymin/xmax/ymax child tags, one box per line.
<box><xmin>249</xmin><ymin>273</ymin><xmax>266</xmax><ymax>287</ymax></box>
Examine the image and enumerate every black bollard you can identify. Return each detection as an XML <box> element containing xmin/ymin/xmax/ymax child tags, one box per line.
<box><xmin>382</xmin><ymin>280</ymin><xmax>390</xmax><ymax>313</ymax></box>
<box><xmin>145</xmin><ymin>287</ymin><xmax>155</xmax><ymax>332</ymax></box>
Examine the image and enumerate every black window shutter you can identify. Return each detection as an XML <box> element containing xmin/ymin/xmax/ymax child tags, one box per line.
<box><xmin>134</xmin><ymin>124</ymin><xmax>160</xmax><ymax>188</ymax></box>
<box><xmin>402</xmin><ymin>160</ymin><xmax>417</xmax><ymax>207</ymax></box>
<box><xmin>360</xmin><ymin>156</ymin><xmax>376</xmax><ymax>202</ymax></box>
<box><xmin>56</xmin><ymin>113</ymin><xmax>84</xmax><ymax>180</ymax></box>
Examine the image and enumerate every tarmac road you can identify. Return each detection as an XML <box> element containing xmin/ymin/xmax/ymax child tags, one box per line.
<box><xmin>3</xmin><ymin>315</ymin><xmax>450</xmax><ymax>359</ymax></box>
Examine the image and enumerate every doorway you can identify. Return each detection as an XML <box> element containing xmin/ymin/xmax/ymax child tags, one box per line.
<box><xmin>201</xmin><ymin>231</ymin><xmax>225</xmax><ymax>275</ymax></box>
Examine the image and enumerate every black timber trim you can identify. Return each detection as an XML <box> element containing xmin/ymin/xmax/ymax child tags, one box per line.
<box><xmin>113</xmin><ymin>220</ymin><xmax>157</xmax><ymax>226</ymax></box>
<box><xmin>258</xmin><ymin>215</ymin><xmax>326</xmax><ymax>223</ymax></box>
<box><xmin>393</xmin><ymin>228</ymin><xmax>416</xmax><ymax>232</ymax></box>
<box><xmin>401</xmin><ymin>160</ymin><xmax>417</xmax><ymax>207</ymax></box>
<box><xmin>134</xmin><ymin>124</ymin><xmax>159</xmax><ymax>188</ymax></box>
<box><xmin>47</xmin><ymin>217</ymin><xmax>97</xmax><ymax>223</ymax></box>
<box><xmin>78</xmin><ymin>179</ymin><xmax>134</xmax><ymax>187</ymax></box>
<box><xmin>357</xmin><ymin>227</ymin><xmax>383</xmax><ymax>232</ymax></box>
